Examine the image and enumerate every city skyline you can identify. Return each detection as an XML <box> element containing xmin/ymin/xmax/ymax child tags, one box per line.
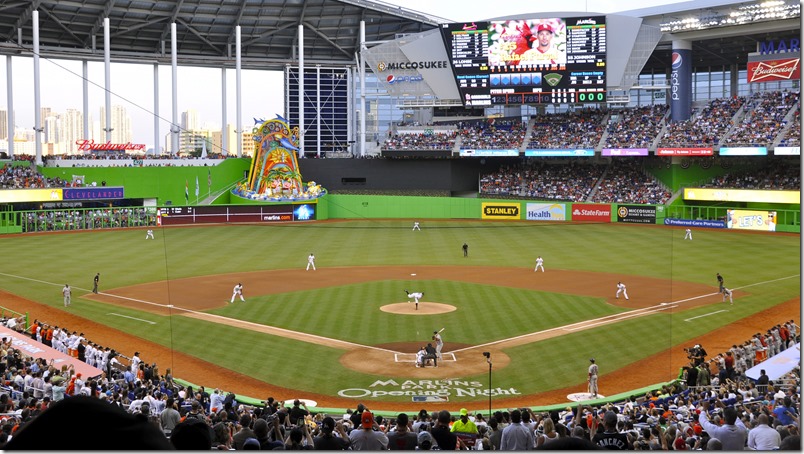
<box><xmin>0</xmin><ymin>0</ymin><xmax>681</xmax><ymax>152</ymax></box>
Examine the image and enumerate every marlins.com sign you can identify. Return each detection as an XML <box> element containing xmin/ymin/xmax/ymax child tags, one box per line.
<box><xmin>526</xmin><ymin>203</ymin><xmax>566</xmax><ymax>221</ymax></box>
<box><xmin>482</xmin><ymin>203</ymin><xmax>520</xmax><ymax>220</ymax></box>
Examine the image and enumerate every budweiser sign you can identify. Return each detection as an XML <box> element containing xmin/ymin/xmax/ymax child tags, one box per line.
<box><xmin>747</xmin><ymin>58</ymin><xmax>800</xmax><ymax>83</ymax></box>
<box><xmin>75</xmin><ymin>139</ymin><xmax>146</xmax><ymax>152</ymax></box>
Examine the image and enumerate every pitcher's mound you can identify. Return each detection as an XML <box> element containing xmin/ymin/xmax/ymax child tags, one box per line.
<box><xmin>381</xmin><ymin>302</ymin><xmax>457</xmax><ymax>315</ymax></box>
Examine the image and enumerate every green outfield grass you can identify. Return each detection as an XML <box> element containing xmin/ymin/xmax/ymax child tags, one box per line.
<box><xmin>0</xmin><ymin>220</ymin><xmax>799</xmax><ymax>405</ymax></box>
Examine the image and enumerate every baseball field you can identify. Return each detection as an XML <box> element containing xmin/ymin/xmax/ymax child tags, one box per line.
<box><xmin>0</xmin><ymin>219</ymin><xmax>799</xmax><ymax>413</ymax></box>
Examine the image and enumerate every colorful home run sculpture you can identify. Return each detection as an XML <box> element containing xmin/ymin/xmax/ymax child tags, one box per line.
<box><xmin>232</xmin><ymin>115</ymin><xmax>326</xmax><ymax>201</ymax></box>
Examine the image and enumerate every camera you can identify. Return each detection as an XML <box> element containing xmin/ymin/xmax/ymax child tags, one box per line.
<box><xmin>483</xmin><ymin>352</ymin><xmax>490</xmax><ymax>358</ymax></box>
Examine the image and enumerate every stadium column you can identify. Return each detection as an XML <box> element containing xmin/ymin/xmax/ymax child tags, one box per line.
<box><xmin>33</xmin><ymin>10</ymin><xmax>42</xmax><ymax>165</ymax></box>
<box><xmin>670</xmin><ymin>39</ymin><xmax>692</xmax><ymax>122</ymax></box>
<box><xmin>299</xmin><ymin>25</ymin><xmax>305</xmax><ymax>157</ymax></box>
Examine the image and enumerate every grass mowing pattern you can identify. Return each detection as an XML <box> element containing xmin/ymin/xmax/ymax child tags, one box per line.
<box><xmin>0</xmin><ymin>220</ymin><xmax>798</xmax><ymax>403</ymax></box>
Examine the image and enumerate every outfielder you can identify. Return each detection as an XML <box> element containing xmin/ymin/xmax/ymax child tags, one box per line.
<box><xmin>230</xmin><ymin>283</ymin><xmax>245</xmax><ymax>303</ymax></box>
<box><xmin>615</xmin><ymin>282</ymin><xmax>629</xmax><ymax>300</ymax></box>
<box><xmin>684</xmin><ymin>228</ymin><xmax>692</xmax><ymax>240</ymax></box>
<box><xmin>433</xmin><ymin>329</ymin><xmax>444</xmax><ymax>361</ymax></box>
<box><xmin>146</xmin><ymin>229</ymin><xmax>155</xmax><ymax>240</ymax></box>
<box><xmin>534</xmin><ymin>256</ymin><xmax>544</xmax><ymax>272</ymax></box>
<box><xmin>722</xmin><ymin>287</ymin><xmax>733</xmax><ymax>305</ymax></box>
<box><xmin>306</xmin><ymin>253</ymin><xmax>316</xmax><ymax>271</ymax></box>
<box><xmin>62</xmin><ymin>284</ymin><xmax>71</xmax><ymax>307</ymax></box>
<box><xmin>588</xmin><ymin>358</ymin><xmax>599</xmax><ymax>398</ymax></box>
<box><xmin>412</xmin><ymin>221</ymin><xmax>421</xmax><ymax>231</ymax></box>
<box><xmin>404</xmin><ymin>290</ymin><xmax>423</xmax><ymax>310</ymax></box>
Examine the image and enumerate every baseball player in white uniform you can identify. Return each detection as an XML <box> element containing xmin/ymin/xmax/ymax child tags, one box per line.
<box><xmin>306</xmin><ymin>253</ymin><xmax>316</xmax><ymax>271</ymax></box>
<box><xmin>412</xmin><ymin>221</ymin><xmax>421</xmax><ymax>231</ymax></box>
<box><xmin>433</xmin><ymin>329</ymin><xmax>444</xmax><ymax>361</ymax></box>
<box><xmin>146</xmin><ymin>229</ymin><xmax>155</xmax><ymax>239</ymax></box>
<box><xmin>615</xmin><ymin>282</ymin><xmax>629</xmax><ymax>300</ymax></box>
<box><xmin>588</xmin><ymin>358</ymin><xmax>599</xmax><ymax>398</ymax></box>
<box><xmin>404</xmin><ymin>290</ymin><xmax>423</xmax><ymax>310</ymax></box>
<box><xmin>534</xmin><ymin>256</ymin><xmax>544</xmax><ymax>272</ymax></box>
<box><xmin>415</xmin><ymin>347</ymin><xmax>426</xmax><ymax>367</ymax></box>
<box><xmin>684</xmin><ymin>228</ymin><xmax>692</xmax><ymax>240</ymax></box>
<box><xmin>62</xmin><ymin>284</ymin><xmax>71</xmax><ymax>307</ymax></box>
<box><xmin>722</xmin><ymin>287</ymin><xmax>733</xmax><ymax>304</ymax></box>
<box><xmin>230</xmin><ymin>283</ymin><xmax>245</xmax><ymax>303</ymax></box>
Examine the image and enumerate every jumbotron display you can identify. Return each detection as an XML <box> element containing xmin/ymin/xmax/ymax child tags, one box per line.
<box><xmin>440</xmin><ymin>16</ymin><xmax>606</xmax><ymax>106</ymax></box>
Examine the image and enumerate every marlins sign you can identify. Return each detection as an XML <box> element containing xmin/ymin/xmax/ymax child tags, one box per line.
<box><xmin>482</xmin><ymin>203</ymin><xmax>520</xmax><ymax>220</ymax></box>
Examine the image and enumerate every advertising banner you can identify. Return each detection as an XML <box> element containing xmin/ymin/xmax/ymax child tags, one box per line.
<box><xmin>601</xmin><ymin>148</ymin><xmax>649</xmax><ymax>156</ymax></box>
<box><xmin>481</xmin><ymin>202</ymin><xmax>521</xmax><ymax>220</ymax></box>
<box><xmin>656</xmin><ymin>148</ymin><xmax>713</xmax><ymax>156</ymax></box>
<box><xmin>670</xmin><ymin>47</ymin><xmax>692</xmax><ymax>122</ymax></box>
<box><xmin>684</xmin><ymin>188</ymin><xmax>800</xmax><ymax>204</ymax></box>
<box><xmin>719</xmin><ymin>147</ymin><xmax>768</xmax><ymax>156</ymax></box>
<box><xmin>774</xmin><ymin>146</ymin><xmax>800</xmax><ymax>155</ymax></box>
<box><xmin>159</xmin><ymin>204</ymin><xmax>316</xmax><ymax>225</ymax></box>
<box><xmin>0</xmin><ymin>188</ymin><xmax>62</xmax><ymax>203</ymax></box>
<box><xmin>459</xmin><ymin>149</ymin><xmax>519</xmax><ymax>157</ymax></box>
<box><xmin>570</xmin><ymin>203</ymin><xmax>611</xmax><ymax>222</ymax></box>
<box><xmin>526</xmin><ymin>203</ymin><xmax>566</xmax><ymax>221</ymax></box>
<box><xmin>616</xmin><ymin>205</ymin><xmax>657</xmax><ymax>224</ymax></box>
<box><xmin>664</xmin><ymin>218</ymin><xmax>726</xmax><ymax>228</ymax></box>
<box><xmin>63</xmin><ymin>187</ymin><xmax>125</xmax><ymax>200</ymax></box>
<box><xmin>747</xmin><ymin>58</ymin><xmax>800</xmax><ymax>83</ymax></box>
<box><xmin>524</xmin><ymin>149</ymin><xmax>595</xmax><ymax>157</ymax></box>
<box><xmin>727</xmin><ymin>209</ymin><xmax>777</xmax><ymax>231</ymax></box>
<box><xmin>0</xmin><ymin>325</ymin><xmax>104</xmax><ymax>379</ymax></box>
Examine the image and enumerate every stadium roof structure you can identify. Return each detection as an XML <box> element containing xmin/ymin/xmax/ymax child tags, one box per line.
<box><xmin>0</xmin><ymin>0</ymin><xmax>798</xmax><ymax>78</ymax></box>
<box><xmin>0</xmin><ymin>0</ymin><xmax>446</xmax><ymax>70</ymax></box>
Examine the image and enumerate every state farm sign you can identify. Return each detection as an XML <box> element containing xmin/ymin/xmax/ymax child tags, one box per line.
<box><xmin>571</xmin><ymin>203</ymin><xmax>611</xmax><ymax>222</ymax></box>
<box><xmin>747</xmin><ymin>58</ymin><xmax>800</xmax><ymax>83</ymax></box>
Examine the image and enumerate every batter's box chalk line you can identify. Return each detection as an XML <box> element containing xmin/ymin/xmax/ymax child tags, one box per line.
<box><xmin>394</xmin><ymin>353</ymin><xmax>457</xmax><ymax>363</ymax></box>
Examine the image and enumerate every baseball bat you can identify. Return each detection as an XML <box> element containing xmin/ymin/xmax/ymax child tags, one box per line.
<box><xmin>438</xmin><ymin>328</ymin><xmax>445</xmax><ymax>333</ymax></box>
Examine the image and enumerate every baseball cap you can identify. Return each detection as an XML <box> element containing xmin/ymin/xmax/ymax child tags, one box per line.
<box><xmin>361</xmin><ymin>410</ymin><xmax>374</xmax><ymax>429</ymax></box>
<box><xmin>537</xmin><ymin>23</ymin><xmax>553</xmax><ymax>33</ymax></box>
<box><xmin>590</xmin><ymin>358</ymin><xmax>595</xmax><ymax>362</ymax></box>
<box><xmin>459</xmin><ymin>408</ymin><xmax>468</xmax><ymax>416</ymax></box>
<box><xmin>674</xmin><ymin>437</ymin><xmax>688</xmax><ymax>450</ymax></box>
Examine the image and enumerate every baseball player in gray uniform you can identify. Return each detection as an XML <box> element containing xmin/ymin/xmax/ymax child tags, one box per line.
<box><xmin>588</xmin><ymin>358</ymin><xmax>599</xmax><ymax>398</ymax></box>
<box><xmin>433</xmin><ymin>329</ymin><xmax>444</xmax><ymax>361</ymax></box>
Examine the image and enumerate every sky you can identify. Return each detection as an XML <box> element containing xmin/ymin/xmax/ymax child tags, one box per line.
<box><xmin>0</xmin><ymin>0</ymin><xmax>685</xmax><ymax>150</ymax></box>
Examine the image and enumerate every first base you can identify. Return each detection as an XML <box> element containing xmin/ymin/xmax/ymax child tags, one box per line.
<box><xmin>411</xmin><ymin>273</ymin><xmax>416</xmax><ymax>276</ymax></box>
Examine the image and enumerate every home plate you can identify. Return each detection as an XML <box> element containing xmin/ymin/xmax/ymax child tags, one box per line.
<box><xmin>567</xmin><ymin>392</ymin><xmax>605</xmax><ymax>402</ymax></box>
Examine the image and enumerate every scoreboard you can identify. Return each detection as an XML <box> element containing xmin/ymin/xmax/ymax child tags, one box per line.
<box><xmin>440</xmin><ymin>16</ymin><xmax>606</xmax><ymax>106</ymax></box>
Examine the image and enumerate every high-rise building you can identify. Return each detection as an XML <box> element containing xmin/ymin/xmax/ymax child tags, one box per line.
<box><xmin>62</xmin><ymin>109</ymin><xmax>85</xmax><ymax>154</ymax></box>
<box><xmin>99</xmin><ymin>105</ymin><xmax>132</xmax><ymax>145</ymax></box>
<box><xmin>182</xmin><ymin>109</ymin><xmax>199</xmax><ymax>131</ymax></box>
<box><xmin>0</xmin><ymin>110</ymin><xmax>7</xmax><ymax>141</ymax></box>
<box><xmin>43</xmin><ymin>115</ymin><xmax>60</xmax><ymax>144</ymax></box>
<box><xmin>40</xmin><ymin>107</ymin><xmax>52</xmax><ymax>128</ymax></box>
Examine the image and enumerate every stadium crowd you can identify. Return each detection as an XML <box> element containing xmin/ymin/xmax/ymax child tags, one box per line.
<box><xmin>479</xmin><ymin>158</ymin><xmax>672</xmax><ymax>204</ymax></box>
<box><xmin>779</xmin><ymin>110</ymin><xmax>800</xmax><ymax>147</ymax></box>
<box><xmin>382</xmin><ymin>131</ymin><xmax>458</xmax><ymax>151</ymax></box>
<box><xmin>604</xmin><ymin>105</ymin><xmax>669</xmax><ymax>149</ymax></box>
<box><xmin>659</xmin><ymin>96</ymin><xmax>746</xmax><ymax>148</ymax></box>
<box><xmin>527</xmin><ymin>109</ymin><xmax>607</xmax><ymax>149</ymax></box>
<box><xmin>591</xmin><ymin>159</ymin><xmax>672</xmax><ymax>204</ymax></box>
<box><xmin>700</xmin><ymin>158</ymin><xmax>800</xmax><ymax>190</ymax></box>
<box><xmin>722</xmin><ymin>90</ymin><xmax>800</xmax><ymax>147</ymax></box>
<box><xmin>458</xmin><ymin>119</ymin><xmax>527</xmax><ymax>150</ymax></box>
<box><xmin>21</xmin><ymin>208</ymin><xmax>157</xmax><ymax>233</ymax></box>
<box><xmin>0</xmin><ymin>163</ymin><xmax>70</xmax><ymax>189</ymax></box>
<box><xmin>0</xmin><ymin>309</ymin><xmax>798</xmax><ymax>450</ymax></box>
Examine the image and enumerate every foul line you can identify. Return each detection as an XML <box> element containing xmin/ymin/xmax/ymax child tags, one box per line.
<box><xmin>1</xmin><ymin>271</ymin><xmax>799</xmax><ymax>356</ymax></box>
<box><xmin>684</xmin><ymin>310</ymin><xmax>728</xmax><ymax>322</ymax></box>
<box><xmin>107</xmin><ymin>313</ymin><xmax>157</xmax><ymax>324</ymax></box>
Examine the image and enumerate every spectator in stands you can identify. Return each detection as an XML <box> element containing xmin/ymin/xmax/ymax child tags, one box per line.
<box><xmin>349</xmin><ymin>410</ymin><xmax>389</xmax><ymax>450</ymax></box>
